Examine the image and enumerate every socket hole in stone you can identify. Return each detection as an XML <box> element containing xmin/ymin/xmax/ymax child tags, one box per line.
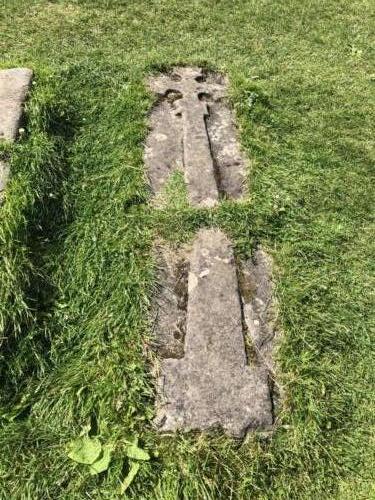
<box><xmin>195</xmin><ymin>74</ymin><xmax>206</xmax><ymax>83</ymax></box>
<box><xmin>165</xmin><ymin>89</ymin><xmax>183</xmax><ymax>103</ymax></box>
<box><xmin>170</xmin><ymin>73</ymin><xmax>182</xmax><ymax>81</ymax></box>
<box><xmin>173</xmin><ymin>331</ymin><xmax>182</xmax><ymax>340</ymax></box>
<box><xmin>198</xmin><ymin>91</ymin><xmax>212</xmax><ymax>102</ymax></box>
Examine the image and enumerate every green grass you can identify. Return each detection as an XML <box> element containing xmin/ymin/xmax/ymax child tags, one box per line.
<box><xmin>0</xmin><ymin>0</ymin><xmax>374</xmax><ymax>498</ymax></box>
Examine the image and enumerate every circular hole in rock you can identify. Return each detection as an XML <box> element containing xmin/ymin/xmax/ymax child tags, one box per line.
<box><xmin>170</xmin><ymin>73</ymin><xmax>182</xmax><ymax>81</ymax></box>
<box><xmin>173</xmin><ymin>331</ymin><xmax>182</xmax><ymax>340</ymax></box>
<box><xmin>195</xmin><ymin>74</ymin><xmax>206</xmax><ymax>83</ymax></box>
<box><xmin>198</xmin><ymin>92</ymin><xmax>211</xmax><ymax>101</ymax></box>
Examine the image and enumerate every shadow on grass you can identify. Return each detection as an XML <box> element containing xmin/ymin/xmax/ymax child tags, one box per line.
<box><xmin>0</xmin><ymin>96</ymin><xmax>80</xmax><ymax>402</ymax></box>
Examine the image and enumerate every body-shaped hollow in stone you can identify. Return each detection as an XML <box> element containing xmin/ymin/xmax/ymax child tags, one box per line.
<box><xmin>154</xmin><ymin>229</ymin><xmax>275</xmax><ymax>437</ymax></box>
<box><xmin>145</xmin><ymin>67</ymin><xmax>246</xmax><ymax>207</ymax></box>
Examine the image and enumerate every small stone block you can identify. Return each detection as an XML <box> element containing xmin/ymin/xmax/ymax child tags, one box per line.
<box><xmin>0</xmin><ymin>68</ymin><xmax>33</xmax><ymax>142</ymax></box>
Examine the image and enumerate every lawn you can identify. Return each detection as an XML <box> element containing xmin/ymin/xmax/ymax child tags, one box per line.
<box><xmin>0</xmin><ymin>0</ymin><xmax>374</xmax><ymax>498</ymax></box>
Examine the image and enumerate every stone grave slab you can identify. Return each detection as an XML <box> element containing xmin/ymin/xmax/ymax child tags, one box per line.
<box><xmin>0</xmin><ymin>68</ymin><xmax>33</xmax><ymax>199</ymax></box>
<box><xmin>153</xmin><ymin>229</ymin><xmax>276</xmax><ymax>437</ymax></box>
<box><xmin>145</xmin><ymin>67</ymin><xmax>246</xmax><ymax>207</ymax></box>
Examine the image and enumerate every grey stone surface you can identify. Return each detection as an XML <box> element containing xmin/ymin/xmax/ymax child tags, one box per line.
<box><xmin>206</xmin><ymin>101</ymin><xmax>246</xmax><ymax>199</ymax></box>
<box><xmin>145</xmin><ymin>67</ymin><xmax>246</xmax><ymax>207</ymax></box>
<box><xmin>240</xmin><ymin>250</ymin><xmax>277</xmax><ymax>372</ymax></box>
<box><xmin>0</xmin><ymin>160</ymin><xmax>9</xmax><ymax>194</ymax></box>
<box><xmin>144</xmin><ymin>93</ymin><xmax>183</xmax><ymax>197</ymax></box>
<box><xmin>155</xmin><ymin>229</ymin><xmax>273</xmax><ymax>437</ymax></box>
<box><xmin>0</xmin><ymin>68</ymin><xmax>33</xmax><ymax>200</ymax></box>
<box><xmin>151</xmin><ymin>244</ymin><xmax>188</xmax><ymax>359</ymax></box>
<box><xmin>0</xmin><ymin>68</ymin><xmax>33</xmax><ymax>142</ymax></box>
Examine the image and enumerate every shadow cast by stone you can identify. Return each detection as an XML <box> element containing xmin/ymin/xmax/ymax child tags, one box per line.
<box><xmin>0</xmin><ymin>83</ymin><xmax>81</xmax><ymax>396</ymax></box>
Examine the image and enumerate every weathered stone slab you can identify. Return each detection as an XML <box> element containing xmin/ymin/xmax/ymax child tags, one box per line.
<box><xmin>0</xmin><ymin>68</ymin><xmax>33</xmax><ymax>200</ymax></box>
<box><xmin>154</xmin><ymin>230</ymin><xmax>275</xmax><ymax>437</ymax></box>
<box><xmin>145</xmin><ymin>67</ymin><xmax>246</xmax><ymax>207</ymax></box>
<box><xmin>0</xmin><ymin>68</ymin><xmax>33</xmax><ymax>142</ymax></box>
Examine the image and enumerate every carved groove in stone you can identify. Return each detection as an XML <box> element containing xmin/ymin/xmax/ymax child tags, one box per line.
<box><xmin>152</xmin><ymin>244</ymin><xmax>189</xmax><ymax>359</ymax></box>
<box><xmin>153</xmin><ymin>229</ymin><xmax>276</xmax><ymax>437</ymax></box>
<box><xmin>0</xmin><ymin>68</ymin><xmax>33</xmax><ymax>199</ymax></box>
<box><xmin>145</xmin><ymin>67</ymin><xmax>246</xmax><ymax>207</ymax></box>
